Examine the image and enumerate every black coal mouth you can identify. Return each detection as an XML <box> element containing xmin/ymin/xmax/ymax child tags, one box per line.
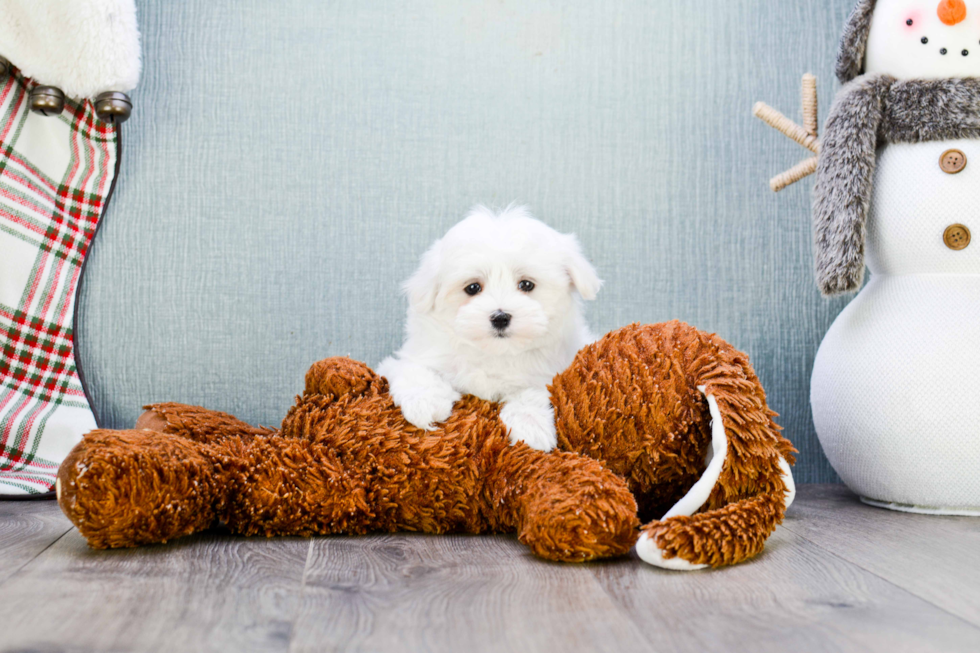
<box><xmin>921</xmin><ymin>36</ymin><xmax>974</xmax><ymax>56</ymax></box>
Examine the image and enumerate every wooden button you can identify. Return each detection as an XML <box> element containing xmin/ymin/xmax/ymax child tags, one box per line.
<box><xmin>944</xmin><ymin>224</ymin><xmax>971</xmax><ymax>250</ymax></box>
<box><xmin>940</xmin><ymin>149</ymin><xmax>967</xmax><ymax>174</ymax></box>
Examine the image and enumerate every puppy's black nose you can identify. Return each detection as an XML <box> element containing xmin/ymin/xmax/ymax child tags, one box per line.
<box><xmin>490</xmin><ymin>311</ymin><xmax>512</xmax><ymax>330</ymax></box>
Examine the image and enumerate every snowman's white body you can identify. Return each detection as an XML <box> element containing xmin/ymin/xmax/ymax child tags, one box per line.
<box><xmin>811</xmin><ymin>138</ymin><xmax>980</xmax><ymax>513</ymax></box>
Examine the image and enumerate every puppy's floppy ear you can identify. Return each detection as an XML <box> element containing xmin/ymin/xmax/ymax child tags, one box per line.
<box><xmin>562</xmin><ymin>234</ymin><xmax>602</xmax><ymax>301</ymax></box>
<box><xmin>403</xmin><ymin>238</ymin><xmax>443</xmax><ymax>313</ymax></box>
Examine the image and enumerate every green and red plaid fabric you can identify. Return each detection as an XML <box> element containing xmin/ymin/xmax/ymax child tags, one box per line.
<box><xmin>0</xmin><ymin>69</ymin><xmax>119</xmax><ymax>495</ymax></box>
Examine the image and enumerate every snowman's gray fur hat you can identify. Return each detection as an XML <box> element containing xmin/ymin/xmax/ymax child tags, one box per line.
<box><xmin>836</xmin><ymin>0</ymin><xmax>877</xmax><ymax>84</ymax></box>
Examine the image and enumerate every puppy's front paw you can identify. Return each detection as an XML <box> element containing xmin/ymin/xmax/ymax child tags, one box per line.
<box><xmin>500</xmin><ymin>400</ymin><xmax>557</xmax><ymax>452</ymax></box>
<box><xmin>397</xmin><ymin>389</ymin><xmax>461</xmax><ymax>431</ymax></box>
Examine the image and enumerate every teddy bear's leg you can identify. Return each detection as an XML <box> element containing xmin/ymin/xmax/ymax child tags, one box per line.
<box><xmin>210</xmin><ymin>434</ymin><xmax>380</xmax><ymax>538</ymax></box>
<box><xmin>58</xmin><ymin>426</ymin><xmax>376</xmax><ymax>548</ymax></box>
<box><xmin>552</xmin><ymin>322</ymin><xmax>796</xmax><ymax>569</ymax></box>
<box><xmin>57</xmin><ymin>429</ymin><xmax>223</xmax><ymax>548</ymax></box>
<box><xmin>482</xmin><ymin>444</ymin><xmax>640</xmax><ymax>562</ymax></box>
<box><xmin>136</xmin><ymin>402</ymin><xmax>275</xmax><ymax>444</ymax></box>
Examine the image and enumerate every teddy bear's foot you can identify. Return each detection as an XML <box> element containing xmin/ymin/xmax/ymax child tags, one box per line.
<box><xmin>58</xmin><ymin>429</ymin><xmax>222</xmax><ymax>548</ymax></box>
<box><xmin>137</xmin><ymin>402</ymin><xmax>275</xmax><ymax>444</ymax></box>
<box><xmin>135</xmin><ymin>408</ymin><xmax>169</xmax><ymax>432</ymax></box>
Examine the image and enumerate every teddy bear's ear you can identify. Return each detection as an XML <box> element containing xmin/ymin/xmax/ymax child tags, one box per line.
<box><xmin>837</xmin><ymin>0</ymin><xmax>878</xmax><ymax>84</ymax></box>
<box><xmin>403</xmin><ymin>238</ymin><xmax>443</xmax><ymax>313</ymax></box>
<box><xmin>562</xmin><ymin>234</ymin><xmax>602</xmax><ymax>301</ymax></box>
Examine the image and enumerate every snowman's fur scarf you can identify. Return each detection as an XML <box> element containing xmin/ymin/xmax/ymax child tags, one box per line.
<box><xmin>836</xmin><ymin>0</ymin><xmax>877</xmax><ymax>84</ymax></box>
<box><xmin>813</xmin><ymin>75</ymin><xmax>887</xmax><ymax>296</ymax></box>
<box><xmin>813</xmin><ymin>74</ymin><xmax>980</xmax><ymax>296</ymax></box>
<box><xmin>0</xmin><ymin>0</ymin><xmax>141</xmax><ymax>99</ymax></box>
<box><xmin>882</xmin><ymin>77</ymin><xmax>980</xmax><ymax>141</ymax></box>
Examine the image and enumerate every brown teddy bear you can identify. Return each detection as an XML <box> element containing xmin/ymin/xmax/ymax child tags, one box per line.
<box><xmin>56</xmin><ymin>322</ymin><xmax>796</xmax><ymax>570</ymax></box>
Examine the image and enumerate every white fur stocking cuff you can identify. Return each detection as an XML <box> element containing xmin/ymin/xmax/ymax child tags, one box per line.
<box><xmin>0</xmin><ymin>0</ymin><xmax>141</xmax><ymax>99</ymax></box>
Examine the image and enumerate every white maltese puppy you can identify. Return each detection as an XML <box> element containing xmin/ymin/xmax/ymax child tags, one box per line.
<box><xmin>378</xmin><ymin>205</ymin><xmax>601</xmax><ymax>452</ymax></box>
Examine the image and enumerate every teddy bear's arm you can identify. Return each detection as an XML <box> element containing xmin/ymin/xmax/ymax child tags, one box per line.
<box><xmin>477</xmin><ymin>441</ymin><xmax>640</xmax><ymax>562</ymax></box>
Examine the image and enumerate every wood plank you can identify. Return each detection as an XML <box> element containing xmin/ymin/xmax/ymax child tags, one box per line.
<box><xmin>0</xmin><ymin>499</ymin><xmax>72</xmax><ymax>583</ymax></box>
<box><xmin>3</xmin><ymin>487</ymin><xmax>979</xmax><ymax>652</ymax></box>
<box><xmin>0</xmin><ymin>529</ymin><xmax>310</xmax><ymax>653</ymax></box>
<box><xmin>783</xmin><ymin>484</ymin><xmax>980</xmax><ymax>628</ymax></box>
<box><xmin>289</xmin><ymin>533</ymin><xmax>654</xmax><ymax>653</ymax></box>
<box><xmin>591</xmin><ymin>524</ymin><xmax>980</xmax><ymax>653</ymax></box>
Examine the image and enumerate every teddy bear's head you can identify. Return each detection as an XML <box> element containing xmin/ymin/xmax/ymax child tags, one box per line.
<box><xmin>838</xmin><ymin>0</ymin><xmax>980</xmax><ymax>82</ymax></box>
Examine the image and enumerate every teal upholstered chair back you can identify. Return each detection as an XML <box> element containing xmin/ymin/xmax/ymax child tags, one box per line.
<box><xmin>77</xmin><ymin>0</ymin><xmax>856</xmax><ymax>483</ymax></box>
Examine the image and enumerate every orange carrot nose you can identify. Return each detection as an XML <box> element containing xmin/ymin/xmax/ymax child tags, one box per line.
<box><xmin>938</xmin><ymin>0</ymin><xmax>968</xmax><ymax>25</ymax></box>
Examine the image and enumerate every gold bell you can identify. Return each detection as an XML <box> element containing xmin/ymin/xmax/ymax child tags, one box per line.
<box><xmin>30</xmin><ymin>86</ymin><xmax>65</xmax><ymax>116</ymax></box>
<box><xmin>94</xmin><ymin>91</ymin><xmax>132</xmax><ymax>124</ymax></box>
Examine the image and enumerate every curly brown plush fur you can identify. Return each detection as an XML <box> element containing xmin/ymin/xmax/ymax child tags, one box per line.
<box><xmin>57</xmin><ymin>322</ymin><xmax>795</xmax><ymax>568</ymax></box>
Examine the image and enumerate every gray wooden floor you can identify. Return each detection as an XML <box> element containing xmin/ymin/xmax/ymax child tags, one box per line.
<box><xmin>1</xmin><ymin>485</ymin><xmax>978</xmax><ymax>653</ymax></box>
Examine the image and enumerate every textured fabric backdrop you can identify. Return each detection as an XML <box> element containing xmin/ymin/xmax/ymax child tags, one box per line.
<box><xmin>75</xmin><ymin>0</ymin><xmax>856</xmax><ymax>483</ymax></box>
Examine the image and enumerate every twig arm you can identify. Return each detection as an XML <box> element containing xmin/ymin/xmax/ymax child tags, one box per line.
<box><xmin>802</xmin><ymin>73</ymin><xmax>818</xmax><ymax>136</ymax></box>
<box><xmin>770</xmin><ymin>157</ymin><xmax>818</xmax><ymax>193</ymax></box>
<box><xmin>752</xmin><ymin>102</ymin><xmax>820</xmax><ymax>155</ymax></box>
<box><xmin>753</xmin><ymin>73</ymin><xmax>822</xmax><ymax>192</ymax></box>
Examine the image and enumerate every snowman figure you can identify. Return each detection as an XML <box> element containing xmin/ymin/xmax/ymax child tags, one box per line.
<box><xmin>809</xmin><ymin>0</ymin><xmax>980</xmax><ymax>514</ymax></box>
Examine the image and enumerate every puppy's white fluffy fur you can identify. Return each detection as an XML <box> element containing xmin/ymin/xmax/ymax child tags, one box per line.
<box><xmin>378</xmin><ymin>205</ymin><xmax>601</xmax><ymax>452</ymax></box>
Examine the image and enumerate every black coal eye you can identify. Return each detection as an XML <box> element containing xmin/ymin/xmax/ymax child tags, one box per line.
<box><xmin>963</xmin><ymin>49</ymin><xmax>970</xmax><ymax>57</ymax></box>
<box><xmin>941</xmin><ymin>48</ymin><xmax>948</xmax><ymax>55</ymax></box>
<box><xmin>518</xmin><ymin>280</ymin><xmax>535</xmax><ymax>292</ymax></box>
<box><xmin>464</xmin><ymin>283</ymin><xmax>482</xmax><ymax>296</ymax></box>
<box><xmin>907</xmin><ymin>18</ymin><xmax>914</xmax><ymax>25</ymax></box>
<box><xmin>922</xmin><ymin>36</ymin><xmax>929</xmax><ymax>44</ymax></box>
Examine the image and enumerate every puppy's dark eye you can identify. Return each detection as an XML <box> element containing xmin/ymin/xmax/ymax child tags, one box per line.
<box><xmin>518</xmin><ymin>280</ymin><xmax>535</xmax><ymax>293</ymax></box>
<box><xmin>464</xmin><ymin>283</ymin><xmax>482</xmax><ymax>296</ymax></box>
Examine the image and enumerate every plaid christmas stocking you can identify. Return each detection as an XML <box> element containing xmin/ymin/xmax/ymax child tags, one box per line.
<box><xmin>0</xmin><ymin>70</ymin><xmax>120</xmax><ymax>495</ymax></box>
